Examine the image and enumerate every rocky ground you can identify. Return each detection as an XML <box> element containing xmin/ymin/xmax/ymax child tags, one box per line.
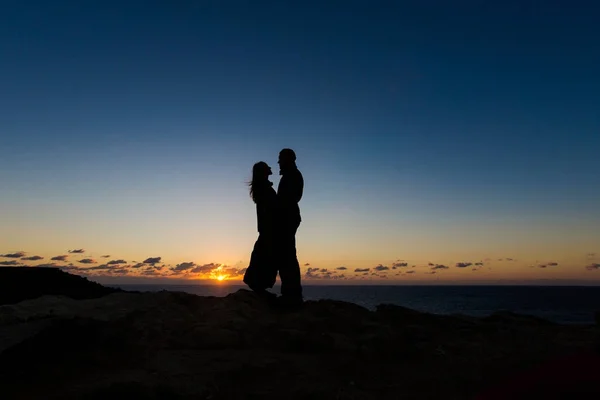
<box><xmin>0</xmin><ymin>269</ymin><xmax>598</xmax><ymax>399</ymax></box>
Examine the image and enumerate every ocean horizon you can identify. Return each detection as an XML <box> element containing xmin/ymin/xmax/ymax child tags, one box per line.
<box><xmin>110</xmin><ymin>283</ymin><xmax>600</xmax><ymax>325</ymax></box>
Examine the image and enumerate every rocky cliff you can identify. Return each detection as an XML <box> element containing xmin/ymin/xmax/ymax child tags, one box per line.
<box><xmin>0</xmin><ymin>267</ymin><xmax>118</xmax><ymax>306</ymax></box>
<box><xmin>0</xmin><ymin>268</ymin><xmax>598</xmax><ymax>399</ymax></box>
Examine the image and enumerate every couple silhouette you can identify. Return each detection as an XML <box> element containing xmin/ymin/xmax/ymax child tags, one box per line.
<box><xmin>243</xmin><ymin>148</ymin><xmax>304</xmax><ymax>309</ymax></box>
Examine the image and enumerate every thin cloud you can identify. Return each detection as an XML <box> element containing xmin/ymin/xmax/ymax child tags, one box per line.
<box><xmin>68</xmin><ymin>249</ymin><xmax>85</xmax><ymax>254</ymax></box>
<box><xmin>392</xmin><ymin>262</ymin><xmax>408</xmax><ymax>268</ymax></box>
<box><xmin>428</xmin><ymin>263</ymin><xmax>435</xmax><ymax>266</ymax></box>
<box><xmin>456</xmin><ymin>262</ymin><xmax>473</xmax><ymax>268</ymax></box>
<box><xmin>431</xmin><ymin>264</ymin><xmax>449</xmax><ymax>270</ymax></box>
<box><xmin>585</xmin><ymin>263</ymin><xmax>600</xmax><ymax>271</ymax></box>
<box><xmin>222</xmin><ymin>267</ymin><xmax>245</xmax><ymax>277</ymax></box>
<box><xmin>85</xmin><ymin>264</ymin><xmax>112</xmax><ymax>270</ymax></box>
<box><xmin>51</xmin><ymin>255</ymin><xmax>69</xmax><ymax>261</ymax></box>
<box><xmin>21</xmin><ymin>255</ymin><xmax>43</xmax><ymax>261</ymax></box>
<box><xmin>107</xmin><ymin>259</ymin><xmax>127</xmax><ymax>265</ymax></box>
<box><xmin>304</xmin><ymin>263</ymin><xmax>310</xmax><ymax>266</ymax></box>
<box><xmin>111</xmin><ymin>269</ymin><xmax>129</xmax><ymax>275</ymax></box>
<box><xmin>374</xmin><ymin>264</ymin><xmax>389</xmax><ymax>271</ymax></box>
<box><xmin>355</xmin><ymin>268</ymin><xmax>370</xmax><ymax>272</ymax></box>
<box><xmin>143</xmin><ymin>257</ymin><xmax>161</xmax><ymax>265</ymax></box>
<box><xmin>131</xmin><ymin>263</ymin><xmax>146</xmax><ymax>268</ymax></box>
<box><xmin>474</xmin><ymin>262</ymin><xmax>484</xmax><ymax>266</ymax></box>
<box><xmin>547</xmin><ymin>262</ymin><xmax>558</xmax><ymax>266</ymax></box>
<box><xmin>142</xmin><ymin>269</ymin><xmax>160</xmax><ymax>276</ymax></box>
<box><xmin>405</xmin><ymin>270</ymin><xmax>416</xmax><ymax>274</ymax></box>
<box><xmin>190</xmin><ymin>263</ymin><xmax>219</xmax><ymax>273</ymax></box>
<box><xmin>101</xmin><ymin>255</ymin><xmax>111</xmax><ymax>258</ymax></box>
<box><xmin>1</xmin><ymin>251</ymin><xmax>26</xmax><ymax>258</ymax></box>
<box><xmin>538</xmin><ymin>265</ymin><xmax>547</xmax><ymax>268</ymax></box>
<box><xmin>336</xmin><ymin>266</ymin><xmax>347</xmax><ymax>270</ymax></box>
<box><xmin>0</xmin><ymin>260</ymin><xmax>22</xmax><ymax>266</ymax></box>
<box><xmin>78</xmin><ymin>258</ymin><xmax>97</xmax><ymax>264</ymax></box>
<box><xmin>33</xmin><ymin>263</ymin><xmax>61</xmax><ymax>268</ymax></box>
<box><xmin>320</xmin><ymin>268</ymin><xmax>328</xmax><ymax>272</ymax></box>
<box><xmin>173</xmin><ymin>262</ymin><xmax>196</xmax><ymax>272</ymax></box>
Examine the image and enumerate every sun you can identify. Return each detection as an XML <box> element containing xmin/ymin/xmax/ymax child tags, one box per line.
<box><xmin>216</xmin><ymin>275</ymin><xmax>226</xmax><ymax>281</ymax></box>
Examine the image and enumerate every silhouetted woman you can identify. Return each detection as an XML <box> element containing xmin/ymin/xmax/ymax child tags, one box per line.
<box><xmin>243</xmin><ymin>161</ymin><xmax>278</xmax><ymax>299</ymax></box>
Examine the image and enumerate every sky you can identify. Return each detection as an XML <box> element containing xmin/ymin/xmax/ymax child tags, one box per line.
<box><xmin>1</xmin><ymin>0</ymin><xmax>599</xmax><ymax>284</ymax></box>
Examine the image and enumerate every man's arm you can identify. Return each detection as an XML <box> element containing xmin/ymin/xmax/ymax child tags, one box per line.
<box><xmin>291</xmin><ymin>171</ymin><xmax>304</xmax><ymax>204</ymax></box>
<box><xmin>278</xmin><ymin>170</ymin><xmax>304</xmax><ymax>205</ymax></box>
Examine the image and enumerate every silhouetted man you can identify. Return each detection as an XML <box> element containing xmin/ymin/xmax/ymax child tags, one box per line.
<box><xmin>277</xmin><ymin>148</ymin><xmax>304</xmax><ymax>307</ymax></box>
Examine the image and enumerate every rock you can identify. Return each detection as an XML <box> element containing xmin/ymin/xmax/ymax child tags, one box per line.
<box><xmin>0</xmin><ymin>269</ymin><xmax>598</xmax><ymax>399</ymax></box>
<box><xmin>0</xmin><ymin>267</ymin><xmax>119</xmax><ymax>306</ymax></box>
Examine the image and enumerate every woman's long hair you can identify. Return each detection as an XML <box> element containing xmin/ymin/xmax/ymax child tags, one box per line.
<box><xmin>249</xmin><ymin>161</ymin><xmax>270</xmax><ymax>203</ymax></box>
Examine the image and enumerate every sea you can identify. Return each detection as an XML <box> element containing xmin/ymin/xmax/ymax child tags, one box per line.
<box><xmin>110</xmin><ymin>284</ymin><xmax>600</xmax><ymax>325</ymax></box>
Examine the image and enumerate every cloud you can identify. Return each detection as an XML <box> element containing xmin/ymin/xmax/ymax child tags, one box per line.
<box><xmin>111</xmin><ymin>269</ymin><xmax>129</xmax><ymax>274</ymax></box>
<box><xmin>51</xmin><ymin>255</ymin><xmax>69</xmax><ymax>261</ymax></box>
<box><xmin>474</xmin><ymin>262</ymin><xmax>484</xmax><ymax>266</ymax></box>
<box><xmin>143</xmin><ymin>257</ymin><xmax>161</xmax><ymax>265</ymax></box>
<box><xmin>320</xmin><ymin>268</ymin><xmax>328</xmax><ymax>273</ymax></box>
<box><xmin>428</xmin><ymin>263</ymin><xmax>434</xmax><ymax>266</ymax></box>
<box><xmin>101</xmin><ymin>255</ymin><xmax>111</xmax><ymax>258</ymax></box>
<box><xmin>172</xmin><ymin>262</ymin><xmax>196</xmax><ymax>272</ymax></box>
<box><xmin>68</xmin><ymin>249</ymin><xmax>85</xmax><ymax>254</ymax></box>
<box><xmin>374</xmin><ymin>264</ymin><xmax>389</xmax><ymax>271</ymax></box>
<box><xmin>538</xmin><ymin>265</ymin><xmax>547</xmax><ymax>268</ymax></box>
<box><xmin>190</xmin><ymin>263</ymin><xmax>219</xmax><ymax>273</ymax></box>
<box><xmin>585</xmin><ymin>263</ymin><xmax>600</xmax><ymax>271</ymax></box>
<box><xmin>222</xmin><ymin>267</ymin><xmax>245</xmax><ymax>277</ymax></box>
<box><xmin>107</xmin><ymin>259</ymin><xmax>127</xmax><ymax>265</ymax></box>
<box><xmin>131</xmin><ymin>263</ymin><xmax>146</xmax><ymax>268</ymax></box>
<box><xmin>78</xmin><ymin>259</ymin><xmax>97</xmax><ymax>264</ymax></box>
<box><xmin>393</xmin><ymin>262</ymin><xmax>408</xmax><ymax>268</ymax></box>
<box><xmin>84</xmin><ymin>264</ymin><xmax>112</xmax><ymax>270</ymax></box>
<box><xmin>304</xmin><ymin>263</ymin><xmax>310</xmax><ymax>266</ymax></box>
<box><xmin>336</xmin><ymin>266</ymin><xmax>347</xmax><ymax>270</ymax></box>
<box><xmin>506</xmin><ymin>258</ymin><xmax>514</xmax><ymax>261</ymax></box>
<box><xmin>21</xmin><ymin>255</ymin><xmax>43</xmax><ymax>261</ymax></box>
<box><xmin>547</xmin><ymin>262</ymin><xmax>558</xmax><ymax>266</ymax></box>
<box><xmin>1</xmin><ymin>251</ymin><xmax>26</xmax><ymax>258</ymax></box>
<box><xmin>586</xmin><ymin>253</ymin><xmax>596</xmax><ymax>259</ymax></box>
<box><xmin>0</xmin><ymin>260</ymin><xmax>22</xmax><ymax>266</ymax></box>
<box><xmin>305</xmin><ymin>267</ymin><xmax>321</xmax><ymax>278</ymax></box>
<box><xmin>431</xmin><ymin>264</ymin><xmax>449</xmax><ymax>270</ymax></box>
<box><xmin>355</xmin><ymin>268</ymin><xmax>370</xmax><ymax>272</ymax></box>
<box><xmin>455</xmin><ymin>262</ymin><xmax>472</xmax><ymax>268</ymax></box>
<box><xmin>142</xmin><ymin>269</ymin><xmax>160</xmax><ymax>276</ymax></box>
<box><xmin>405</xmin><ymin>270</ymin><xmax>416</xmax><ymax>274</ymax></box>
<box><xmin>429</xmin><ymin>271</ymin><xmax>437</xmax><ymax>274</ymax></box>
<box><xmin>33</xmin><ymin>263</ymin><xmax>61</xmax><ymax>268</ymax></box>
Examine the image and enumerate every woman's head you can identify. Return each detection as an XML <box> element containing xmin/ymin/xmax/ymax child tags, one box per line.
<box><xmin>249</xmin><ymin>161</ymin><xmax>272</xmax><ymax>202</ymax></box>
<box><xmin>252</xmin><ymin>161</ymin><xmax>272</xmax><ymax>180</ymax></box>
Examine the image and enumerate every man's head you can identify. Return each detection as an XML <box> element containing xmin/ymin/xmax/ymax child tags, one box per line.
<box><xmin>278</xmin><ymin>148</ymin><xmax>296</xmax><ymax>173</ymax></box>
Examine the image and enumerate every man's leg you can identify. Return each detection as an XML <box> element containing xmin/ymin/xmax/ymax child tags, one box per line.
<box><xmin>279</xmin><ymin>222</ymin><xmax>302</xmax><ymax>302</ymax></box>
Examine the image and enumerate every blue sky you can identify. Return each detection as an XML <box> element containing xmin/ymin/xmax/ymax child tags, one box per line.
<box><xmin>1</xmin><ymin>1</ymin><xmax>599</xmax><ymax>283</ymax></box>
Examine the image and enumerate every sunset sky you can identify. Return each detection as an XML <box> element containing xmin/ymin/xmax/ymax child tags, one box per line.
<box><xmin>2</xmin><ymin>1</ymin><xmax>599</xmax><ymax>284</ymax></box>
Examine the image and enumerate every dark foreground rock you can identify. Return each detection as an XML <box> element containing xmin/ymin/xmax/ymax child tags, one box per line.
<box><xmin>0</xmin><ymin>272</ymin><xmax>598</xmax><ymax>399</ymax></box>
<box><xmin>0</xmin><ymin>267</ymin><xmax>119</xmax><ymax>306</ymax></box>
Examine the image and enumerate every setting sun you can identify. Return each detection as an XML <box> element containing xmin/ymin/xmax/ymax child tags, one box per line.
<box><xmin>216</xmin><ymin>275</ymin><xmax>226</xmax><ymax>281</ymax></box>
